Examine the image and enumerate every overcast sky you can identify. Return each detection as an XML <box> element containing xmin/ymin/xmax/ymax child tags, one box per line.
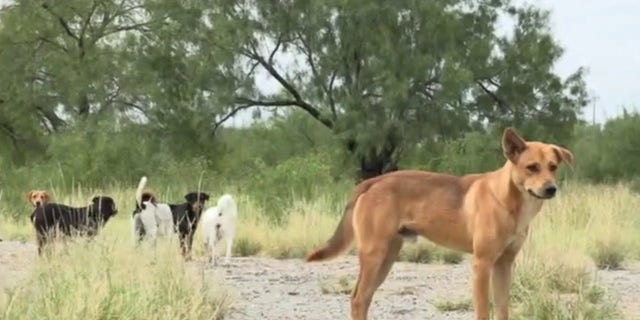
<box><xmin>531</xmin><ymin>0</ymin><xmax>640</xmax><ymax>123</ymax></box>
<box><xmin>1</xmin><ymin>0</ymin><xmax>637</xmax><ymax>125</ymax></box>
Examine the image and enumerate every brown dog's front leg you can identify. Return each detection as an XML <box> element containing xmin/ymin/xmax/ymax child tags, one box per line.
<box><xmin>492</xmin><ymin>247</ymin><xmax>520</xmax><ymax>320</ymax></box>
<box><xmin>472</xmin><ymin>256</ymin><xmax>492</xmax><ymax>320</ymax></box>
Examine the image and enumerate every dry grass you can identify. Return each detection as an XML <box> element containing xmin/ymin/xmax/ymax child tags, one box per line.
<box><xmin>0</xmin><ymin>235</ymin><xmax>231</xmax><ymax>320</ymax></box>
<box><xmin>1</xmin><ymin>181</ymin><xmax>639</xmax><ymax>318</ymax></box>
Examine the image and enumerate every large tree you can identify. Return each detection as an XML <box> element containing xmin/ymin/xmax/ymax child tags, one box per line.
<box><xmin>207</xmin><ymin>0</ymin><xmax>589</xmax><ymax>180</ymax></box>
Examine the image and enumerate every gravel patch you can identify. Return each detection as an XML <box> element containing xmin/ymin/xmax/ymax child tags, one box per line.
<box><xmin>200</xmin><ymin>256</ymin><xmax>474</xmax><ymax>320</ymax></box>
<box><xmin>2</xmin><ymin>240</ymin><xmax>639</xmax><ymax>319</ymax></box>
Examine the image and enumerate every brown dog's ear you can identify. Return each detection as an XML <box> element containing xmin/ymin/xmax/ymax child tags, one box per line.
<box><xmin>44</xmin><ymin>192</ymin><xmax>53</xmax><ymax>202</ymax></box>
<box><xmin>26</xmin><ymin>191</ymin><xmax>34</xmax><ymax>202</ymax></box>
<box><xmin>502</xmin><ymin>127</ymin><xmax>527</xmax><ymax>163</ymax></box>
<box><xmin>553</xmin><ymin>145</ymin><xmax>574</xmax><ymax>170</ymax></box>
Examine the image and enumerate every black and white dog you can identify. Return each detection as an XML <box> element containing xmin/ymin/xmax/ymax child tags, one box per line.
<box><xmin>169</xmin><ymin>191</ymin><xmax>210</xmax><ymax>260</ymax></box>
<box><xmin>31</xmin><ymin>196</ymin><xmax>118</xmax><ymax>255</ymax></box>
<box><xmin>131</xmin><ymin>176</ymin><xmax>210</xmax><ymax>259</ymax></box>
<box><xmin>131</xmin><ymin>176</ymin><xmax>174</xmax><ymax>244</ymax></box>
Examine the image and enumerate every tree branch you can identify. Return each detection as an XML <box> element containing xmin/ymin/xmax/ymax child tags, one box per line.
<box><xmin>42</xmin><ymin>3</ymin><xmax>79</xmax><ymax>41</ymax></box>
<box><xmin>234</xmin><ymin>97</ymin><xmax>300</xmax><ymax>107</ymax></box>
<box><xmin>328</xmin><ymin>71</ymin><xmax>338</xmax><ymax>119</ymax></box>
<box><xmin>210</xmin><ymin>104</ymin><xmax>256</xmax><ymax>136</ymax></box>
<box><xmin>0</xmin><ymin>121</ymin><xmax>20</xmax><ymax>148</ymax></box>
<box><xmin>94</xmin><ymin>2</ymin><xmax>147</xmax><ymax>43</ymax></box>
<box><xmin>77</xmin><ymin>0</ymin><xmax>99</xmax><ymax>58</ymax></box>
<box><xmin>295</xmin><ymin>30</ymin><xmax>338</xmax><ymax>120</ymax></box>
<box><xmin>244</xmin><ymin>48</ymin><xmax>334</xmax><ymax>128</ymax></box>
<box><xmin>36</xmin><ymin>106</ymin><xmax>66</xmax><ymax>131</ymax></box>
<box><xmin>268</xmin><ymin>33</ymin><xmax>283</xmax><ymax>65</ymax></box>
<box><xmin>37</xmin><ymin>36</ymin><xmax>70</xmax><ymax>53</ymax></box>
<box><xmin>476</xmin><ymin>80</ymin><xmax>514</xmax><ymax>114</ymax></box>
<box><xmin>117</xmin><ymin>99</ymin><xmax>148</xmax><ymax>118</ymax></box>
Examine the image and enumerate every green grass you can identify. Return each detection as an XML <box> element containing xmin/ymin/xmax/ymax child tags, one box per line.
<box><xmin>435</xmin><ymin>299</ymin><xmax>473</xmax><ymax>312</ymax></box>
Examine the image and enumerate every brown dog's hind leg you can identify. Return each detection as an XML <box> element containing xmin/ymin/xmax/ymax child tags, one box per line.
<box><xmin>350</xmin><ymin>236</ymin><xmax>403</xmax><ymax>320</ymax></box>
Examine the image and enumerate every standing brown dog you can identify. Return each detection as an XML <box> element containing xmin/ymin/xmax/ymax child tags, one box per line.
<box><xmin>306</xmin><ymin>127</ymin><xmax>573</xmax><ymax>320</ymax></box>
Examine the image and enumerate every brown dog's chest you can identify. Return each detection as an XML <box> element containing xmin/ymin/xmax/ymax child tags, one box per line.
<box><xmin>512</xmin><ymin>199</ymin><xmax>543</xmax><ymax>234</ymax></box>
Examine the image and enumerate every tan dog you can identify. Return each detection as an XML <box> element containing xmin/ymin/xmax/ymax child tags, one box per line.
<box><xmin>306</xmin><ymin>127</ymin><xmax>573</xmax><ymax>320</ymax></box>
<box><xmin>26</xmin><ymin>190</ymin><xmax>53</xmax><ymax>208</ymax></box>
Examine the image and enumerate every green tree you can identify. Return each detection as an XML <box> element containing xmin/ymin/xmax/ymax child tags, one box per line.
<box><xmin>572</xmin><ymin>110</ymin><xmax>640</xmax><ymax>182</ymax></box>
<box><xmin>206</xmin><ymin>0</ymin><xmax>589</xmax><ymax>180</ymax></box>
<box><xmin>0</xmin><ymin>0</ymin><xmax>159</xmax><ymax>162</ymax></box>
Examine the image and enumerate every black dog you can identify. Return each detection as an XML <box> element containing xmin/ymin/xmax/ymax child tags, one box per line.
<box><xmin>31</xmin><ymin>196</ymin><xmax>118</xmax><ymax>255</ymax></box>
<box><xmin>168</xmin><ymin>192</ymin><xmax>210</xmax><ymax>259</ymax></box>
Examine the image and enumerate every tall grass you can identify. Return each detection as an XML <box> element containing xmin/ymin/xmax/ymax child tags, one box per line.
<box><xmin>1</xmin><ymin>180</ymin><xmax>639</xmax><ymax>319</ymax></box>
<box><xmin>0</xmin><ymin>235</ymin><xmax>230</xmax><ymax>320</ymax></box>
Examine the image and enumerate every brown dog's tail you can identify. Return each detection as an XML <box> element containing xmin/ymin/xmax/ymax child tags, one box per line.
<box><xmin>305</xmin><ymin>177</ymin><xmax>381</xmax><ymax>262</ymax></box>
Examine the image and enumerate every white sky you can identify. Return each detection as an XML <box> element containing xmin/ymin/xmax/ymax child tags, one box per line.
<box><xmin>1</xmin><ymin>0</ymin><xmax>638</xmax><ymax>125</ymax></box>
<box><xmin>531</xmin><ymin>0</ymin><xmax>640</xmax><ymax>123</ymax></box>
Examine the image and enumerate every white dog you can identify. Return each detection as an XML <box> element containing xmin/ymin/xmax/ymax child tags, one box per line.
<box><xmin>132</xmin><ymin>176</ymin><xmax>174</xmax><ymax>244</ymax></box>
<box><xmin>201</xmin><ymin>194</ymin><xmax>238</xmax><ymax>266</ymax></box>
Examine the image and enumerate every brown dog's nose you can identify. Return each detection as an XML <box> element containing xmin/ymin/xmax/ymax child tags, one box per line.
<box><xmin>544</xmin><ymin>185</ymin><xmax>557</xmax><ymax>198</ymax></box>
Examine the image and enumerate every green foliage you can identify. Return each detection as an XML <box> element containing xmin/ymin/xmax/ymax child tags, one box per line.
<box><xmin>571</xmin><ymin>111</ymin><xmax>640</xmax><ymax>183</ymax></box>
<box><xmin>247</xmin><ymin>151</ymin><xmax>344</xmax><ymax>220</ymax></box>
<box><xmin>435</xmin><ymin>131</ymin><xmax>504</xmax><ymax>175</ymax></box>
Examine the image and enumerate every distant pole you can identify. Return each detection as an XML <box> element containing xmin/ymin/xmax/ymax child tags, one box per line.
<box><xmin>591</xmin><ymin>94</ymin><xmax>598</xmax><ymax>125</ymax></box>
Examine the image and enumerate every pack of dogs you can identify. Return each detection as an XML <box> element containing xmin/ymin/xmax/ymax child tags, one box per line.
<box><xmin>24</xmin><ymin>176</ymin><xmax>238</xmax><ymax>265</ymax></box>
<box><xmin>14</xmin><ymin>128</ymin><xmax>573</xmax><ymax>320</ymax></box>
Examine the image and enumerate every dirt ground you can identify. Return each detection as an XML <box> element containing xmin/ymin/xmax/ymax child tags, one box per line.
<box><xmin>2</xmin><ymin>240</ymin><xmax>640</xmax><ymax>319</ymax></box>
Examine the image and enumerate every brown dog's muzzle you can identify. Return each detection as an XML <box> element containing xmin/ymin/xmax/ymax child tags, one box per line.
<box><xmin>529</xmin><ymin>181</ymin><xmax>558</xmax><ymax>199</ymax></box>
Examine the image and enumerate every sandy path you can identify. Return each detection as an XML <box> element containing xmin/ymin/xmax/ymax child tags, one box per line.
<box><xmin>2</xmin><ymin>241</ymin><xmax>640</xmax><ymax>319</ymax></box>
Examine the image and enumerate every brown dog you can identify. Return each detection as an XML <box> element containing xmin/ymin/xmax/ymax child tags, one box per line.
<box><xmin>306</xmin><ymin>127</ymin><xmax>573</xmax><ymax>320</ymax></box>
<box><xmin>27</xmin><ymin>190</ymin><xmax>53</xmax><ymax>208</ymax></box>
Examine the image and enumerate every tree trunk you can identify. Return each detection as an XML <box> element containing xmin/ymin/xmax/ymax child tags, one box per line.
<box><xmin>346</xmin><ymin>134</ymin><xmax>400</xmax><ymax>182</ymax></box>
<box><xmin>78</xmin><ymin>93</ymin><xmax>90</xmax><ymax>118</ymax></box>
<box><xmin>356</xmin><ymin>148</ymin><xmax>399</xmax><ymax>181</ymax></box>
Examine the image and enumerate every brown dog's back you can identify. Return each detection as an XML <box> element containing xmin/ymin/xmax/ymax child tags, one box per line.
<box><xmin>306</xmin><ymin>170</ymin><xmax>485</xmax><ymax>262</ymax></box>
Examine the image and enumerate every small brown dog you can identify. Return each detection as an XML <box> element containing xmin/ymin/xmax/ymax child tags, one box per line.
<box><xmin>306</xmin><ymin>127</ymin><xmax>573</xmax><ymax>320</ymax></box>
<box><xmin>27</xmin><ymin>190</ymin><xmax>53</xmax><ymax>208</ymax></box>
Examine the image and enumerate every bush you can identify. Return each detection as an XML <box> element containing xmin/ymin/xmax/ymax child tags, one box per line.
<box><xmin>590</xmin><ymin>239</ymin><xmax>626</xmax><ymax>270</ymax></box>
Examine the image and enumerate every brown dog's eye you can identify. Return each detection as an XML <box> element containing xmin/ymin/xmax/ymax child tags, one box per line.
<box><xmin>526</xmin><ymin>164</ymin><xmax>540</xmax><ymax>173</ymax></box>
<box><xmin>549</xmin><ymin>164</ymin><xmax>558</xmax><ymax>172</ymax></box>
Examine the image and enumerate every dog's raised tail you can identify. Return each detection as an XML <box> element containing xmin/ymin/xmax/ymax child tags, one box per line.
<box><xmin>305</xmin><ymin>177</ymin><xmax>380</xmax><ymax>262</ymax></box>
<box><xmin>135</xmin><ymin>176</ymin><xmax>147</xmax><ymax>206</ymax></box>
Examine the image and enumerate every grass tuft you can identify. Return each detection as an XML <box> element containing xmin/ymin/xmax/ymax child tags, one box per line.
<box><xmin>590</xmin><ymin>239</ymin><xmax>626</xmax><ymax>270</ymax></box>
<box><xmin>435</xmin><ymin>299</ymin><xmax>473</xmax><ymax>312</ymax></box>
<box><xmin>320</xmin><ymin>276</ymin><xmax>354</xmax><ymax>295</ymax></box>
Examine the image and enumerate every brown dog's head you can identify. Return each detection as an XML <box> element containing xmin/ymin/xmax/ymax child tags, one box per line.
<box><xmin>26</xmin><ymin>190</ymin><xmax>53</xmax><ymax>207</ymax></box>
<box><xmin>502</xmin><ymin>127</ymin><xmax>573</xmax><ymax>200</ymax></box>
